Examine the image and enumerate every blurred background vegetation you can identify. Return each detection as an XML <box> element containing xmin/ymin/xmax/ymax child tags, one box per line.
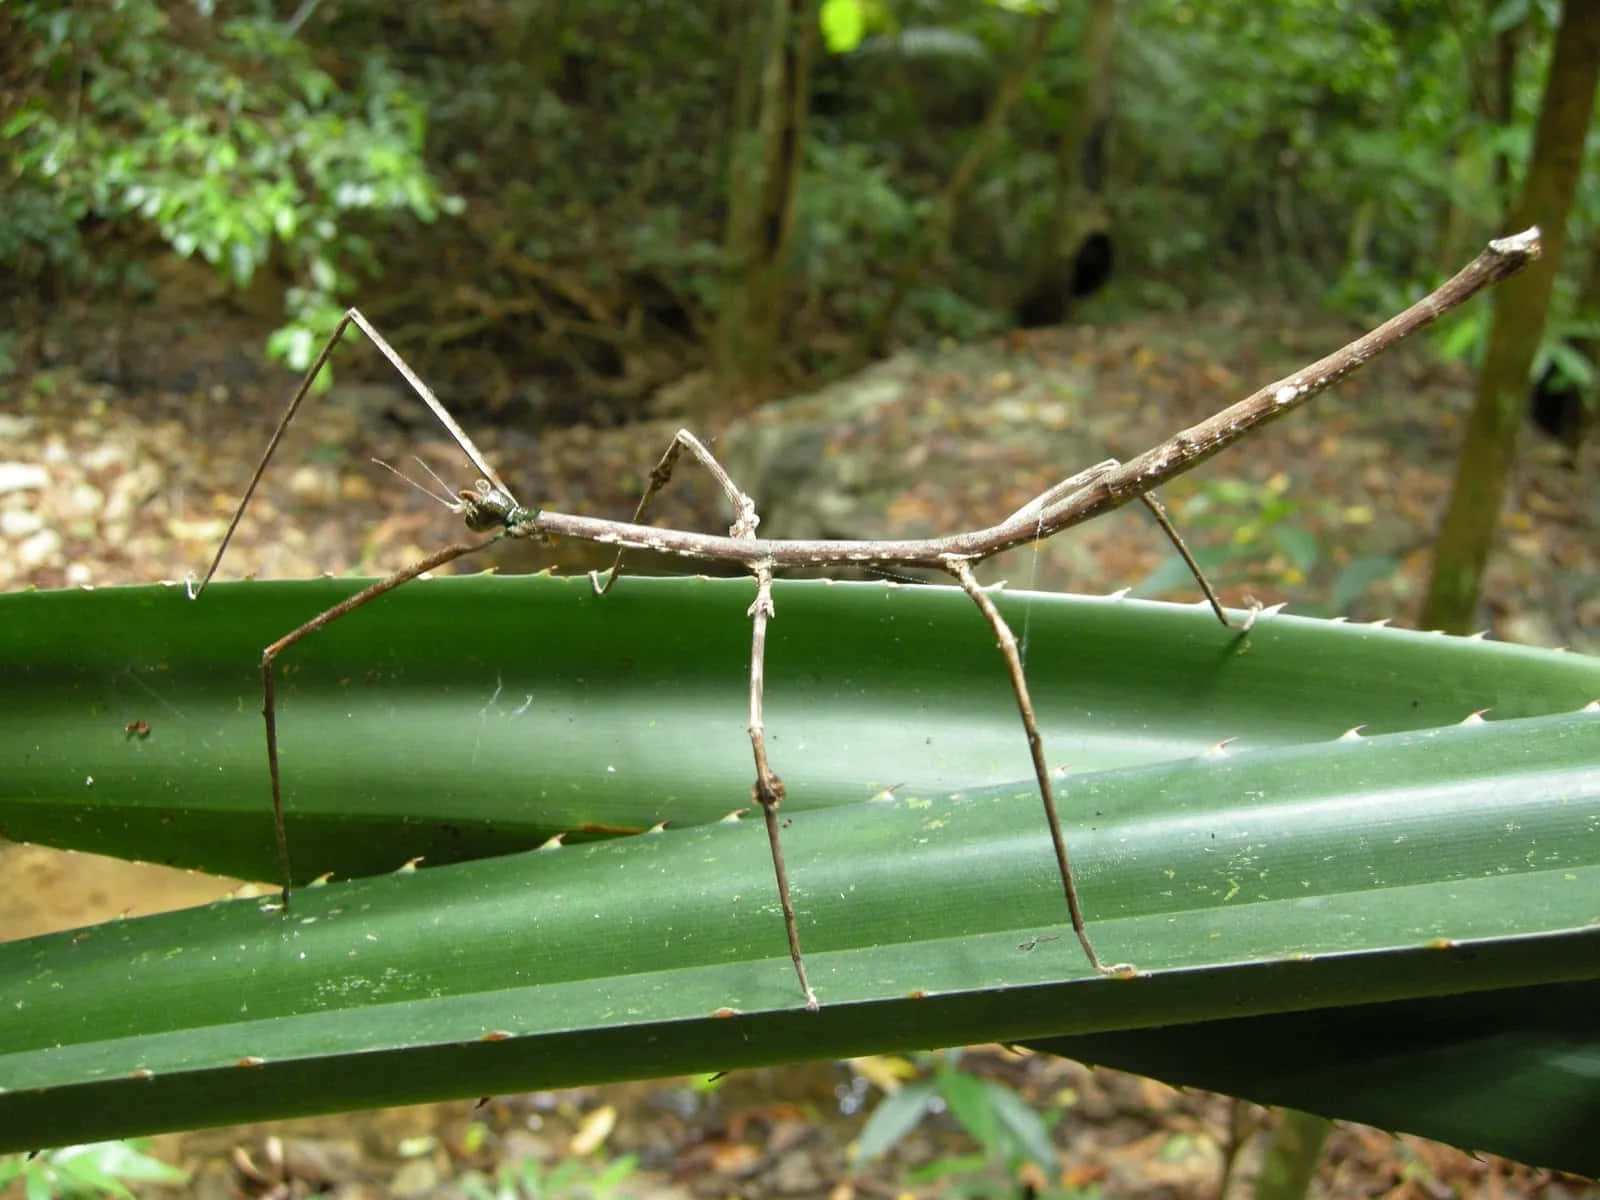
<box><xmin>3</xmin><ymin>0</ymin><xmax>1594</xmax><ymax>403</ymax></box>
<box><xmin>0</xmin><ymin>0</ymin><xmax>1594</xmax><ymax>625</ymax></box>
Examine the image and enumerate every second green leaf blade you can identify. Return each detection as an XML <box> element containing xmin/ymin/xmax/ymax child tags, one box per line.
<box><xmin>1</xmin><ymin>707</ymin><xmax>1596</xmax><ymax>1150</ymax></box>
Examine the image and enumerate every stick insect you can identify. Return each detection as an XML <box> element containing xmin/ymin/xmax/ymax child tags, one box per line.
<box><xmin>197</xmin><ymin>229</ymin><xmax>1539</xmax><ymax>1011</ymax></box>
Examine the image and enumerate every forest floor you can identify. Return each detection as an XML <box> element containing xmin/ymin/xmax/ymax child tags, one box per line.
<box><xmin>1</xmin><ymin>291</ymin><xmax>1596</xmax><ymax>1198</ymax></box>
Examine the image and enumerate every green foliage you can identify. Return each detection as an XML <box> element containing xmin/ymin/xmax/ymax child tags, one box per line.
<box><xmin>793</xmin><ymin>142</ymin><xmax>922</xmax><ymax>321</ymax></box>
<box><xmin>1110</xmin><ymin>1</ymin><xmax>1553</xmax><ymax>304</ymax></box>
<box><xmin>2</xmin><ymin>1</ymin><xmax>459</xmax><ymax>367</ymax></box>
<box><xmin>853</xmin><ymin>1050</ymin><xmax>1082</xmax><ymax>1196</ymax></box>
<box><xmin>905</xmin><ymin>285</ymin><xmax>1003</xmax><ymax>339</ymax></box>
<box><xmin>454</xmin><ymin>1151</ymin><xmax>638</xmax><ymax>1200</ymax></box>
<box><xmin>1133</xmin><ymin>477</ymin><xmax>1399</xmax><ymax>618</ymax></box>
<box><xmin>1</xmin><ymin>0</ymin><xmax>1570</xmax><ymax>384</ymax></box>
<box><xmin>821</xmin><ymin>0</ymin><xmax>870</xmax><ymax>54</ymax></box>
<box><xmin>1433</xmin><ymin>249</ymin><xmax>1600</xmax><ymax>393</ymax></box>
<box><xmin>0</xmin><ymin>1141</ymin><xmax>188</xmax><ymax>1199</ymax></box>
<box><xmin>1536</xmin><ymin>322</ymin><xmax>1600</xmax><ymax>388</ymax></box>
<box><xmin>807</xmin><ymin>0</ymin><xmax>1567</xmax><ymax>337</ymax></box>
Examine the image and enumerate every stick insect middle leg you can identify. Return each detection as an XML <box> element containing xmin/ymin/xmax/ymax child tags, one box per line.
<box><xmin>593</xmin><ymin>429</ymin><xmax>818</xmax><ymax>1010</ymax></box>
<box><xmin>943</xmin><ymin>556</ymin><xmax>1103</xmax><ymax>969</ymax></box>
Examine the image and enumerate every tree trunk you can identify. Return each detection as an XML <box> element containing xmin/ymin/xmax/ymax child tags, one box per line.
<box><xmin>1008</xmin><ymin>0</ymin><xmax>1118</xmax><ymax>329</ymax></box>
<box><xmin>1419</xmin><ymin>0</ymin><xmax>1600</xmax><ymax>634</ymax></box>
<box><xmin>1043</xmin><ymin>0</ymin><xmax>1118</xmax><ymax>272</ymax></box>
<box><xmin>851</xmin><ymin>7</ymin><xmax>1063</xmax><ymax>362</ymax></box>
<box><xmin>713</xmin><ymin>0</ymin><xmax>817</xmax><ymax>402</ymax></box>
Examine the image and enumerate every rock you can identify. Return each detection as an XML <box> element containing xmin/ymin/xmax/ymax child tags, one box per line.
<box><xmin>0</xmin><ymin>463</ymin><xmax>49</xmax><ymax>494</ymax></box>
<box><xmin>770</xmin><ymin>1148</ymin><xmax>824</xmax><ymax>1194</ymax></box>
<box><xmin>104</xmin><ymin>462</ymin><xmax>164</xmax><ymax>522</ymax></box>
<box><xmin>289</xmin><ymin>464</ymin><xmax>338</xmax><ymax>505</ymax></box>
<box><xmin>388</xmin><ymin>1156</ymin><xmax>440</xmax><ymax>1197</ymax></box>
<box><xmin>1</xmin><ymin>509</ymin><xmax>44</xmax><ymax>538</ymax></box>
<box><xmin>64</xmin><ymin>482</ymin><xmax>105</xmax><ymax>521</ymax></box>
<box><xmin>18</xmin><ymin>527</ymin><xmax>62</xmax><ymax>570</ymax></box>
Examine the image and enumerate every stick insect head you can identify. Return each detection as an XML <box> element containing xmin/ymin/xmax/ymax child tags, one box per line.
<box><xmin>370</xmin><ymin>458</ymin><xmax>519</xmax><ymax>533</ymax></box>
<box><xmin>458</xmin><ymin>479</ymin><xmax>519</xmax><ymax>532</ymax></box>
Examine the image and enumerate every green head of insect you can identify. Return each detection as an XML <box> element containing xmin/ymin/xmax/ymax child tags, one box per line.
<box><xmin>457</xmin><ymin>480</ymin><xmax>520</xmax><ymax>532</ymax></box>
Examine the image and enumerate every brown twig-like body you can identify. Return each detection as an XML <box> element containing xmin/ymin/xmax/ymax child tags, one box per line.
<box><xmin>509</xmin><ymin>229</ymin><xmax>1538</xmax><ymax>570</ymax></box>
<box><xmin>202</xmin><ymin>229</ymin><xmax>1541</xmax><ymax>1007</ymax></box>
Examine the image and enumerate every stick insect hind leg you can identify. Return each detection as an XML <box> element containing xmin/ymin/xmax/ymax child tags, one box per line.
<box><xmin>596</xmin><ymin>442</ymin><xmax>1259</xmax><ymax>997</ymax></box>
<box><xmin>1004</xmin><ymin>459</ymin><xmax>1260</xmax><ymax>632</ymax></box>
<box><xmin>594</xmin><ymin>430</ymin><xmax>819</xmax><ymax>1010</ymax></box>
<box><xmin>195</xmin><ymin>309</ymin><xmax>535</xmax><ymax>909</ymax></box>
<box><xmin>950</xmin><ymin>459</ymin><xmax>1259</xmax><ymax>975</ymax></box>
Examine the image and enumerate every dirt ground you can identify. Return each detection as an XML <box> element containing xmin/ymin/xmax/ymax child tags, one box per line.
<box><xmin>1</xmin><ymin>294</ymin><xmax>1596</xmax><ymax>1197</ymax></box>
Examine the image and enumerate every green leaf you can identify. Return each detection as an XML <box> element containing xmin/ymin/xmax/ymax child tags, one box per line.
<box><xmin>938</xmin><ymin>1065</ymin><xmax>1000</xmax><ymax>1154</ymax></box>
<box><xmin>1434</xmin><ymin>309</ymin><xmax>1487</xmax><ymax>362</ymax></box>
<box><xmin>1547</xmin><ymin>338</ymin><xmax>1596</xmax><ymax>388</ymax></box>
<box><xmin>90</xmin><ymin>1141</ymin><xmax>190</xmax><ymax>1186</ymax></box>
<box><xmin>1133</xmin><ymin>547</ymin><xmax>1233</xmax><ymax>599</ymax></box>
<box><xmin>905</xmin><ymin>1153</ymin><xmax>988</xmax><ymax>1184</ymax></box>
<box><xmin>0</xmin><ymin>577</ymin><xmax>1595</xmax><ymax>1164</ymax></box>
<box><xmin>854</xmin><ymin>1082</ymin><xmax>938</xmax><ymax>1163</ymax></box>
<box><xmin>981</xmin><ymin>1081</ymin><xmax>1058</xmax><ymax>1172</ymax></box>
<box><xmin>4</xmin><ymin>575</ymin><xmax>1593</xmax><ymax>882</ymax></box>
<box><xmin>1029</xmin><ymin>979</ymin><xmax>1600</xmax><ymax>1178</ymax></box>
<box><xmin>54</xmin><ymin>1152</ymin><xmax>135</xmax><ymax>1199</ymax></box>
<box><xmin>820</xmin><ymin>0</ymin><xmax>866</xmax><ymax>53</ymax></box>
<box><xmin>1270</xmin><ymin>524</ymin><xmax>1321</xmax><ymax>575</ymax></box>
<box><xmin>1327</xmin><ymin>554</ymin><xmax>1398</xmax><ymax>613</ymax></box>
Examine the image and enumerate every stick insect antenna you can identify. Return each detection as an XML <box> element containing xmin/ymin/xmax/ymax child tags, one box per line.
<box><xmin>370</xmin><ymin>456</ymin><xmax>465</xmax><ymax>510</ymax></box>
<box><xmin>197</xmin><ymin>309</ymin><xmax>518</xmax><ymax>596</ymax></box>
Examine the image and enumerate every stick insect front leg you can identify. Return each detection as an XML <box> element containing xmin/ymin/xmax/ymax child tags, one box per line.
<box><xmin>593</xmin><ymin>430</ymin><xmax>818</xmax><ymax>1009</ymax></box>
<box><xmin>199</xmin><ymin>309</ymin><xmax>534</xmax><ymax>909</ymax></box>
<box><xmin>591</xmin><ymin>429</ymin><xmax>759</xmax><ymax>593</ymax></box>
